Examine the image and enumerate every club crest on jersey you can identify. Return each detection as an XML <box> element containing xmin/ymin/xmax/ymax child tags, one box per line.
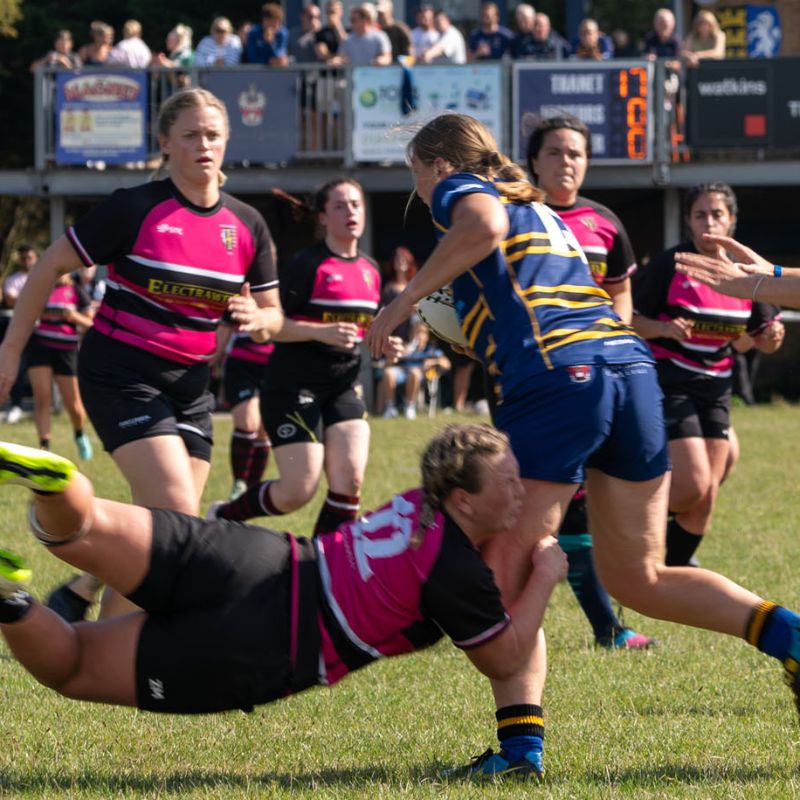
<box><xmin>362</xmin><ymin>269</ymin><xmax>375</xmax><ymax>290</ymax></box>
<box><xmin>566</xmin><ymin>365</ymin><xmax>592</xmax><ymax>383</ymax></box>
<box><xmin>581</xmin><ymin>217</ymin><xmax>598</xmax><ymax>231</ymax></box>
<box><xmin>219</xmin><ymin>225</ymin><xmax>237</xmax><ymax>253</ymax></box>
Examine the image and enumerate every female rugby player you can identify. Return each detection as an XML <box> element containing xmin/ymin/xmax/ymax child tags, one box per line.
<box><xmin>0</xmin><ymin>425</ymin><xmax>564</xmax><ymax>758</ymax></box>
<box><xmin>632</xmin><ymin>183</ymin><xmax>783</xmax><ymax>566</ymax></box>
<box><xmin>366</xmin><ymin>112</ymin><xmax>800</xmax><ymax>778</ymax></box>
<box><xmin>0</xmin><ymin>88</ymin><xmax>283</xmax><ymax>617</ymax></box>
<box><xmin>210</xmin><ymin>178</ymin><xmax>399</xmax><ymax>536</ymax></box>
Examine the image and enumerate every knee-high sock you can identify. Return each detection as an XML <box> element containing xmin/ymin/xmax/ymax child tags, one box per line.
<box><xmin>230</xmin><ymin>429</ymin><xmax>259</xmax><ymax>482</ymax></box>
<box><xmin>314</xmin><ymin>490</ymin><xmax>359</xmax><ymax>536</ymax></box>
<box><xmin>217</xmin><ymin>480</ymin><xmax>284</xmax><ymax>522</ymax></box>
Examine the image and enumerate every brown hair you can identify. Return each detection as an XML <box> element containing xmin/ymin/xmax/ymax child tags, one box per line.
<box><xmin>420</xmin><ymin>423</ymin><xmax>510</xmax><ymax>511</ymax></box>
<box><xmin>407</xmin><ymin>113</ymin><xmax>543</xmax><ymax>204</ymax></box>
<box><xmin>152</xmin><ymin>88</ymin><xmax>230</xmax><ymax>184</ymax></box>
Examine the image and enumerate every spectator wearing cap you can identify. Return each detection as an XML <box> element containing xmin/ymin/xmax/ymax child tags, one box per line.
<box><xmin>467</xmin><ymin>2</ymin><xmax>512</xmax><ymax>61</ymax></box>
<box><xmin>195</xmin><ymin>17</ymin><xmax>243</xmax><ymax>66</ymax></box>
<box><xmin>246</xmin><ymin>3</ymin><xmax>290</xmax><ymax>65</ymax></box>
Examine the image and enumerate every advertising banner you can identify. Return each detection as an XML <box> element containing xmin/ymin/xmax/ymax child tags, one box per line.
<box><xmin>55</xmin><ymin>72</ymin><xmax>148</xmax><ymax>165</ymax></box>
<box><xmin>202</xmin><ymin>70</ymin><xmax>299</xmax><ymax>165</ymax></box>
<box><xmin>513</xmin><ymin>61</ymin><xmax>653</xmax><ymax>165</ymax></box>
<box><xmin>352</xmin><ymin>64</ymin><xmax>502</xmax><ymax>163</ymax></box>
<box><xmin>718</xmin><ymin>5</ymin><xmax>782</xmax><ymax>59</ymax></box>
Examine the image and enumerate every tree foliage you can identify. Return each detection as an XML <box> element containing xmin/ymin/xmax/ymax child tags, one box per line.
<box><xmin>0</xmin><ymin>0</ymin><xmax>22</xmax><ymax>38</ymax></box>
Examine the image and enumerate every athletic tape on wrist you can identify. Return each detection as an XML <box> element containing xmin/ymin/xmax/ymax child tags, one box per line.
<box><xmin>27</xmin><ymin>503</ymin><xmax>93</xmax><ymax>548</ymax></box>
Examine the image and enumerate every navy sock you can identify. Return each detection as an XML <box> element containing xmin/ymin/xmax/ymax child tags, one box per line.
<box><xmin>496</xmin><ymin>704</ymin><xmax>544</xmax><ymax>761</ymax></box>
<box><xmin>746</xmin><ymin>601</ymin><xmax>800</xmax><ymax>661</ymax></box>
<box><xmin>0</xmin><ymin>590</ymin><xmax>33</xmax><ymax>624</ymax></box>
<box><xmin>665</xmin><ymin>517</ymin><xmax>703</xmax><ymax>566</ymax></box>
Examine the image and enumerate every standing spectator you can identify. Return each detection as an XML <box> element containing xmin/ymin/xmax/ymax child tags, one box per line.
<box><xmin>77</xmin><ymin>21</ymin><xmax>114</xmax><ymax>66</ymax></box>
<box><xmin>682</xmin><ymin>9</ymin><xmax>726</xmax><ymax>67</ymax></box>
<box><xmin>419</xmin><ymin>10</ymin><xmax>466</xmax><ymax>64</ymax></box>
<box><xmin>246</xmin><ymin>4</ymin><xmax>290</xmax><ymax>66</ymax></box>
<box><xmin>467</xmin><ymin>2</ymin><xmax>512</xmax><ymax>61</ymax></box>
<box><xmin>316</xmin><ymin>0</ymin><xmax>347</xmax><ymax>61</ymax></box>
<box><xmin>333</xmin><ymin>4</ymin><xmax>392</xmax><ymax>66</ymax></box>
<box><xmin>30</xmin><ymin>30</ymin><xmax>82</xmax><ymax>71</ymax></box>
<box><xmin>289</xmin><ymin>4</ymin><xmax>324</xmax><ymax>62</ymax></box>
<box><xmin>411</xmin><ymin>5</ymin><xmax>439</xmax><ymax>61</ymax></box>
<box><xmin>523</xmin><ymin>12</ymin><xmax>568</xmax><ymax>60</ymax></box>
<box><xmin>642</xmin><ymin>8</ymin><xmax>681</xmax><ymax>61</ymax></box>
<box><xmin>571</xmin><ymin>18</ymin><xmax>613</xmax><ymax>60</ymax></box>
<box><xmin>1</xmin><ymin>244</ymin><xmax>37</xmax><ymax>424</ymax></box>
<box><xmin>194</xmin><ymin>17</ymin><xmax>243</xmax><ymax>67</ymax></box>
<box><xmin>509</xmin><ymin>4</ymin><xmax>538</xmax><ymax>59</ymax></box>
<box><xmin>151</xmin><ymin>24</ymin><xmax>194</xmax><ymax>69</ymax></box>
<box><xmin>107</xmin><ymin>20</ymin><xmax>152</xmax><ymax>68</ymax></box>
<box><xmin>376</xmin><ymin>0</ymin><xmax>411</xmax><ymax>61</ymax></box>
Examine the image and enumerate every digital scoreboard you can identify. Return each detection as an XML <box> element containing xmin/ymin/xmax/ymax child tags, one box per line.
<box><xmin>513</xmin><ymin>61</ymin><xmax>654</xmax><ymax>166</ymax></box>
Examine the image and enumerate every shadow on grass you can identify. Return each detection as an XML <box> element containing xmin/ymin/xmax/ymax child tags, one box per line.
<box><xmin>1</xmin><ymin>762</ymin><xmax>799</xmax><ymax>792</ymax></box>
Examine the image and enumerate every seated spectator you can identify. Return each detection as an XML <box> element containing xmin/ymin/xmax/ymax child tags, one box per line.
<box><xmin>194</xmin><ymin>17</ymin><xmax>243</xmax><ymax>66</ymax></box>
<box><xmin>246</xmin><ymin>3</ymin><xmax>290</xmax><ymax>66</ymax></box>
<box><xmin>316</xmin><ymin>0</ymin><xmax>347</xmax><ymax>61</ymax></box>
<box><xmin>152</xmin><ymin>24</ymin><xmax>194</xmax><ymax>69</ymax></box>
<box><xmin>418</xmin><ymin>10</ymin><xmax>466</xmax><ymax>64</ymax></box>
<box><xmin>107</xmin><ymin>20</ymin><xmax>152</xmax><ymax>68</ymax></box>
<box><xmin>332</xmin><ymin>4</ymin><xmax>392</xmax><ymax>66</ymax></box>
<box><xmin>468</xmin><ymin>1</ymin><xmax>512</xmax><ymax>61</ymax></box>
<box><xmin>30</xmin><ymin>30</ymin><xmax>82</xmax><ymax>71</ymax></box>
<box><xmin>509</xmin><ymin>4</ymin><xmax>538</xmax><ymax>59</ymax></box>
<box><xmin>411</xmin><ymin>5</ymin><xmax>439</xmax><ymax>61</ymax></box>
<box><xmin>77</xmin><ymin>21</ymin><xmax>114</xmax><ymax>66</ymax></box>
<box><xmin>642</xmin><ymin>8</ymin><xmax>681</xmax><ymax>61</ymax></box>
<box><xmin>381</xmin><ymin>323</ymin><xmax>450</xmax><ymax>419</ymax></box>
<box><xmin>682</xmin><ymin>9</ymin><xmax>726</xmax><ymax>67</ymax></box>
<box><xmin>376</xmin><ymin>0</ymin><xmax>411</xmax><ymax>61</ymax></box>
<box><xmin>289</xmin><ymin>4</ymin><xmax>324</xmax><ymax>62</ymax></box>
<box><xmin>571</xmin><ymin>17</ymin><xmax>613</xmax><ymax>60</ymax></box>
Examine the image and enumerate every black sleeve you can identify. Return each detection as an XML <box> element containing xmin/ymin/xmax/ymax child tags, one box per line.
<box><xmin>279</xmin><ymin>244</ymin><xmax>320</xmax><ymax>316</ymax></box>
<box><xmin>69</xmin><ymin>182</ymin><xmax>167</xmax><ymax>267</ymax></box>
<box><xmin>599</xmin><ymin>205</ymin><xmax>637</xmax><ymax>283</ymax></box>
<box><xmin>748</xmin><ymin>301</ymin><xmax>781</xmax><ymax>335</ymax></box>
<box><xmin>632</xmin><ymin>245</ymin><xmax>680</xmax><ymax>318</ymax></box>
<box><xmin>223</xmin><ymin>194</ymin><xmax>278</xmax><ymax>293</ymax></box>
<box><xmin>420</xmin><ymin>518</ymin><xmax>509</xmax><ymax>649</ymax></box>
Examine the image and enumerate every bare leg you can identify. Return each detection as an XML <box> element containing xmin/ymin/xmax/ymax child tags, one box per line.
<box><xmin>322</xmin><ymin>419</ymin><xmax>370</xmax><ymax>496</ymax></box>
<box><xmin>28</xmin><ymin>366</ymin><xmax>54</xmax><ymax>445</ymax></box>
<box><xmin>53</xmin><ymin>374</ymin><xmax>87</xmax><ymax>434</ymax></box>
<box><xmin>269</xmin><ymin>442</ymin><xmax>325</xmax><ymax>512</ymax></box>
<box><xmin>586</xmin><ymin>469</ymin><xmax>759</xmax><ymax>636</ymax></box>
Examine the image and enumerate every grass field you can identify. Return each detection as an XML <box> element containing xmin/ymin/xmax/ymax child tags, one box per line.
<box><xmin>1</xmin><ymin>404</ymin><xmax>800</xmax><ymax>798</ymax></box>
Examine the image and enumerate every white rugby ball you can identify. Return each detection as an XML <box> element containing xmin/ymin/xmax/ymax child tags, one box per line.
<box><xmin>417</xmin><ymin>285</ymin><xmax>468</xmax><ymax>347</ymax></box>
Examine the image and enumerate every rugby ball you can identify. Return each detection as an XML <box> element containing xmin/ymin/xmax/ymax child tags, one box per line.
<box><xmin>417</xmin><ymin>285</ymin><xmax>468</xmax><ymax>347</ymax></box>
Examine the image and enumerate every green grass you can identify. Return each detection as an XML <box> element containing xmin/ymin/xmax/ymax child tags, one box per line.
<box><xmin>2</xmin><ymin>405</ymin><xmax>800</xmax><ymax>798</ymax></box>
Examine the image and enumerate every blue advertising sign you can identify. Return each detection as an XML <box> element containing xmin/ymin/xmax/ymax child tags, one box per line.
<box><xmin>201</xmin><ymin>70</ymin><xmax>298</xmax><ymax>165</ymax></box>
<box><xmin>513</xmin><ymin>61</ymin><xmax>653</xmax><ymax>166</ymax></box>
<box><xmin>55</xmin><ymin>72</ymin><xmax>148</xmax><ymax>165</ymax></box>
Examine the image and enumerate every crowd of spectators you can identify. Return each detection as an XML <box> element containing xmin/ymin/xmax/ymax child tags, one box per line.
<box><xmin>29</xmin><ymin>5</ymin><xmax>740</xmax><ymax>74</ymax></box>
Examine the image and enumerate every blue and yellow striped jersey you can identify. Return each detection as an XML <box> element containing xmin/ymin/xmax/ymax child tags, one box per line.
<box><xmin>431</xmin><ymin>173</ymin><xmax>653</xmax><ymax>402</ymax></box>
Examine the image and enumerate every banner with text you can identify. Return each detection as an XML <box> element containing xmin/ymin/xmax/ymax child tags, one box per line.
<box><xmin>352</xmin><ymin>64</ymin><xmax>503</xmax><ymax>163</ymax></box>
<box><xmin>55</xmin><ymin>72</ymin><xmax>148</xmax><ymax>165</ymax></box>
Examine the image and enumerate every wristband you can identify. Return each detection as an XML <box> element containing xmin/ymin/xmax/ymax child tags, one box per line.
<box><xmin>773</xmin><ymin>264</ymin><xmax>783</xmax><ymax>277</ymax></box>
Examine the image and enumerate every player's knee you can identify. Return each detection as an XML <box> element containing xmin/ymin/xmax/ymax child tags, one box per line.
<box><xmin>278</xmin><ymin>478</ymin><xmax>319</xmax><ymax>511</ymax></box>
<box><xmin>598</xmin><ymin>563</ymin><xmax>659</xmax><ymax>611</ymax></box>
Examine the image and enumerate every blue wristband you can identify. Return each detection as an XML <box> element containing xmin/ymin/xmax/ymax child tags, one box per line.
<box><xmin>773</xmin><ymin>264</ymin><xmax>783</xmax><ymax>277</ymax></box>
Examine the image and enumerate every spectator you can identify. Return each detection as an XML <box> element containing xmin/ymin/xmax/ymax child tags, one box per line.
<box><xmin>519</xmin><ymin>12</ymin><xmax>567</xmax><ymax>60</ymax></box>
<box><xmin>682</xmin><ymin>9</ymin><xmax>726</xmax><ymax>67</ymax></box>
<box><xmin>642</xmin><ymin>8</ymin><xmax>681</xmax><ymax>61</ymax></box>
<box><xmin>509</xmin><ymin>4</ymin><xmax>537</xmax><ymax>59</ymax></box>
<box><xmin>333</xmin><ymin>4</ymin><xmax>392</xmax><ymax>66</ymax></box>
<box><xmin>77</xmin><ymin>21</ymin><xmax>114</xmax><ymax>66</ymax></box>
<box><xmin>316</xmin><ymin>0</ymin><xmax>347</xmax><ymax>61</ymax></box>
<box><xmin>30</xmin><ymin>30</ymin><xmax>82</xmax><ymax>71</ymax></box>
<box><xmin>107</xmin><ymin>20</ymin><xmax>153</xmax><ymax>68</ymax></box>
<box><xmin>611</xmin><ymin>29</ymin><xmax>638</xmax><ymax>58</ymax></box>
<box><xmin>1</xmin><ymin>244</ymin><xmax>38</xmax><ymax>424</ymax></box>
<box><xmin>419</xmin><ymin>10</ymin><xmax>466</xmax><ymax>64</ymax></box>
<box><xmin>246</xmin><ymin>3</ymin><xmax>290</xmax><ymax>66</ymax></box>
<box><xmin>381</xmin><ymin>322</ymin><xmax>450</xmax><ymax>419</ymax></box>
<box><xmin>571</xmin><ymin>17</ymin><xmax>614</xmax><ymax>60</ymax></box>
<box><xmin>376</xmin><ymin>0</ymin><xmax>411</xmax><ymax>61</ymax></box>
<box><xmin>237</xmin><ymin>21</ymin><xmax>254</xmax><ymax>45</ymax></box>
<box><xmin>194</xmin><ymin>17</ymin><xmax>243</xmax><ymax>67</ymax></box>
<box><xmin>289</xmin><ymin>4</ymin><xmax>324</xmax><ymax>62</ymax></box>
<box><xmin>467</xmin><ymin>2</ymin><xmax>512</xmax><ymax>61</ymax></box>
<box><xmin>411</xmin><ymin>5</ymin><xmax>439</xmax><ymax>61</ymax></box>
<box><xmin>152</xmin><ymin>24</ymin><xmax>194</xmax><ymax>69</ymax></box>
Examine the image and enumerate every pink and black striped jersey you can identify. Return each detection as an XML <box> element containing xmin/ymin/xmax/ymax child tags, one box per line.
<box><xmin>32</xmin><ymin>281</ymin><xmax>88</xmax><ymax>351</ymax></box>
<box><xmin>66</xmin><ymin>179</ymin><xmax>277</xmax><ymax>365</ymax></box>
<box><xmin>313</xmin><ymin>489</ymin><xmax>510</xmax><ymax>686</ymax></box>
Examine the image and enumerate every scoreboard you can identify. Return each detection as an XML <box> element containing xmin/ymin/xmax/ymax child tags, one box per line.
<box><xmin>512</xmin><ymin>61</ymin><xmax>654</xmax><ymax>166</ymax></box>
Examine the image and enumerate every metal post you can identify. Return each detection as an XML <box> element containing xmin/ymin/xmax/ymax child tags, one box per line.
<box><xmin>663</xmin><ymin>187</ymin><xmax>681</xmax><ymax>249</ymax></box>
<box><xmin>49</xmin><ymin>195</ymin><xmax>66</xmax><ymax>244</ymax></box>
